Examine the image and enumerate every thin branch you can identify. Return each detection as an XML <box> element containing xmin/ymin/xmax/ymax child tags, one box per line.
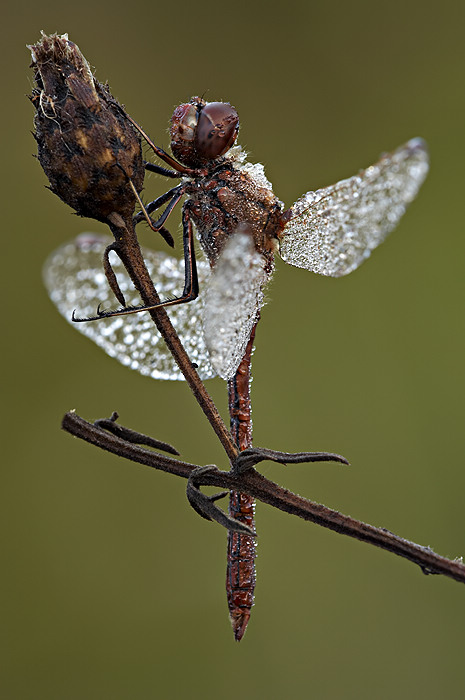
<box><xmin>62</xmin><ymin>411</ymin><xmax>465</xmax><ymax>586</ymax></box>
<box><xmin>105</xmin><ymin>212</ymin><xmax>238</xmax><ymax>463</ymax></box>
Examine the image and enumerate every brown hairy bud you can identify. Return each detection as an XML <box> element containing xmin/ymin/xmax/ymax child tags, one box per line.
<box><xmin>29</xmin><ymin>33</ymin><xmax>144</xmax><ymax>224</ymax></box>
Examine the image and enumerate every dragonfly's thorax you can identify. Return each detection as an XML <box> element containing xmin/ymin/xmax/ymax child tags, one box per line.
<box><xmin>185</xmin><ymin>156</ymin><xmax>284</xmax><ymax>268</ymax></box>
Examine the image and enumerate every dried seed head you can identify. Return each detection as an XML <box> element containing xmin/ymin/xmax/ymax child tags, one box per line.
<box><xmin>29</xmin><ymin>33</ymin><xmax>144</xmax><ymax>224</ymax></box>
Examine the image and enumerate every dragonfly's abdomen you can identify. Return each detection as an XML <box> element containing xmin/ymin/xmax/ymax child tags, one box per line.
<box><xmin>226</xmin><ymin>325</ymin><xmax>257</xmax><ymax>641</ymax></box>
<box><xmin>227</xmin><ymin>492</ymin><xmax>256</xmax><ymax>641</ymax></box>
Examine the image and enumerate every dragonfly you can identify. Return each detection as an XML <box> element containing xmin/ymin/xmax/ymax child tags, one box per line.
<box><xmin>43</xmin><ymin>97</ymin><xmax>429</xmax><ymax>639</ymax></box>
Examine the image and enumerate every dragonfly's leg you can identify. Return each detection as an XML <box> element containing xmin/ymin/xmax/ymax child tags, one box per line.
<box><xmin>144</xmin><ymin>160</ymin><xmax>180</xmax><ymax>178</ymax></box>
<box><xmin>133</xmin><ymin>185</ymin><xmax>183</xmax><ymax>224</ymax></box>
<box><xmin>129</xmin><ymin>180</ymin><xmax>187</xmax><ymax>248</ymax></box>
<box><xmin>186</xmin><ymin>466</ymin><xmax>256</xmax><ymax>535</ymax></box>
<box><xmin>178</xmin><ymin>204</ymin><xmax>199</xmax><ymax>300</ymax></box>
<box><xmin>125</xmin><ymin>113</ymin><xmax>196</xmax><ymax>175</ymax></box>
<box><xmin>232</xmin><ymin>447</ymin><xmax>350</xmax><ymax>475</ymax></box>
<box><xmin>73</xmin><ymin>205</ymin><xmax>199</xmax><ymax>322</ymax></box>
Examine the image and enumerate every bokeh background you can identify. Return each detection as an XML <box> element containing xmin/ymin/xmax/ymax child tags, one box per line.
<box><xmin>3</xmin><ymin>1</ymin><xmax>464</xmax><ymax>697</ymax></box>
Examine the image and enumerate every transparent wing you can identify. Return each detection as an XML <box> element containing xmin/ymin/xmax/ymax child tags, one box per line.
<box><xmin>202</xmin><ymin>232</ymin><xmax>272</xmax><ymax>380</ymax></box>
<box><xmin>43</xmin><ymin>233</ymin><xmax>215</xmax><ymax>380</ymax></box>
<box><xmin>279</xmin><ymin>138</ymin><xmax>429</xmax><ymax>277</ymax></box>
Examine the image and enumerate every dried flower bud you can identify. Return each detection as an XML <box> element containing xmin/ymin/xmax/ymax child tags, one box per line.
<box><xmin>29</xmin><ymin>33</ymin><xmax>144</xmax><ymax>224</ymax></box>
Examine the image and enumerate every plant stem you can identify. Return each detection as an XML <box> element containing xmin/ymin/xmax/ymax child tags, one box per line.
<box><xmin>107</xmin><ymin>212</ymin><xmax>238</xmax><ymax>462</ymax></box>
<box><xmin>62</xmin><ymin>411</ymin><xmax>465</xmax><ymax>586</ymax></box>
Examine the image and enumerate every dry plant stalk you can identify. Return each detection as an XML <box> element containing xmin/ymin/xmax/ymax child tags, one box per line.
<box><xmin>30</xmin><ymin>32</ymin><xmax>465</xmax><ymax>641</ymax></box>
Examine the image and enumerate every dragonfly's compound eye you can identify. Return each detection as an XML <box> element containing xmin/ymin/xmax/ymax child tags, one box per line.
<box><xmin>195</xmin><ymin>102</ymin><xmax>239</xmax><ymax>161</ymax></box>
<box><xmin>170</xmin><ymin>101</ymin><xmax>202</xmax><ymax>166</ymax></box>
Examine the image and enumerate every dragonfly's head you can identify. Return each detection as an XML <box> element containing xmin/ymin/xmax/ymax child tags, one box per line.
<box><xmin>170</xmin><ymin>97</ymin><xmax>239</xmax><ymax>168</ymax></box>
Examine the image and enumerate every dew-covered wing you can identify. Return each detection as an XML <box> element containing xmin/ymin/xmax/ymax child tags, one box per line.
<box><xmin>279</xmin><ymin>138</ymin><xmax>429</xmax><ymax>277</ymax></box>
<box><xmin>43</xmin><ymin>233</ymin><xmax>215</xmax><ymax>380</ymax></box>
<box><xmin>202</xmin><ymin>232</ymin><xmax>272</xmax><ymax>380</ymax></box>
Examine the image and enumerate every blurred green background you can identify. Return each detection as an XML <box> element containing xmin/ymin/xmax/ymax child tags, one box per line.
<box><xmin>3</xmin><ymin>0</ymin><xmax>464</xmax><ymax>697</ymax></box>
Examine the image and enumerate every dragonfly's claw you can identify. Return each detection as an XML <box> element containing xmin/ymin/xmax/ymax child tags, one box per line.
<box><xmin>71</xmin><ymin>303</ymin><xmax>149</xmax><ymax>322</ymax></box>
<box><xmin>186</xmin><ymin>466</ymin><xmax>256</xmax><ymax>536</ymax></box>
<box><xmin>71</xmin><ymin>304</ymin><xmax>109</xmax><ymax>322</ymax></box>
<box><xmin>232</xmin><ymin>447</ymin><xmax>349</xmax><ymax>475</ymax></box>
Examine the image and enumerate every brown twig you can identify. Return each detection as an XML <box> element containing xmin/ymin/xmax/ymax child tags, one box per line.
<box><xmin>62</xmin><ymin>411</ymin><xmax>465</xmax><ymax>586</ymax></box>
<box><xmin>106</xmin><ymin>212</ymin><xmax>238</xmax><ymax>463</ymax></box>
